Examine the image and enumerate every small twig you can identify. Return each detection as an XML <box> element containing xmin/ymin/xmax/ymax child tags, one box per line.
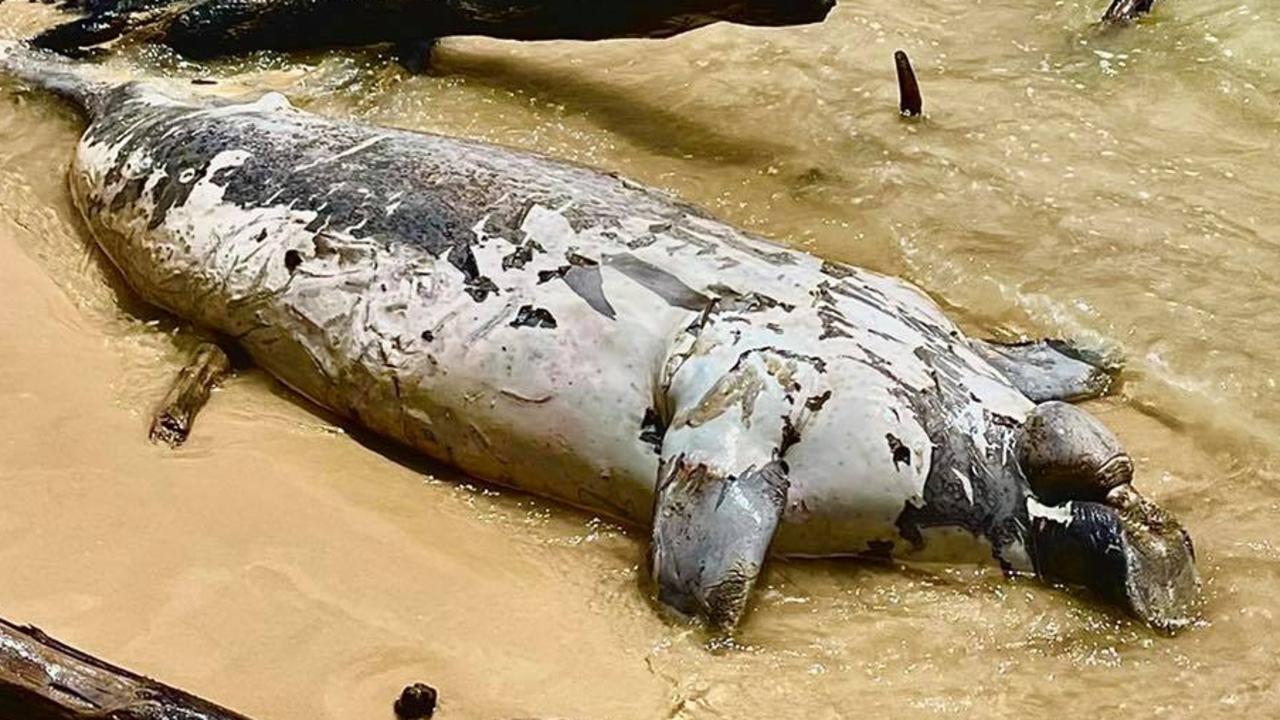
<box><xmin>149</xmin><ymin>342</ymin><xmax>231</xmax><ymax>447</ymax></box>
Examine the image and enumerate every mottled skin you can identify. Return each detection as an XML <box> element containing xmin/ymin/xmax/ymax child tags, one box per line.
<box><xmin>0</xmin><ymin>43</ymin><xmax>1201</xmax><ymax>630</ymax></box>
<box><xmin>72</xmin><ymin>85</ymin><xmax>1037</xmax><ymax>556</ymax></box>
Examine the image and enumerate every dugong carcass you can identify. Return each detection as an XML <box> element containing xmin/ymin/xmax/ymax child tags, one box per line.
<box><xmin>0</xmin><ymin>43</ymin><xmax>1201</xmax><ymax>631</ymax></box>
<box><xmin>32</xmin><ymin>0</ymin><xmax>834</xmax><ymax>68</ymax></box>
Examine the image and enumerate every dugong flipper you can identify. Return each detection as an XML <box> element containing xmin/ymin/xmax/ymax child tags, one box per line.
<box><xmin>974</xmin><ymin>339</ymin><xmax>1118</xmax><ymax>403</ymax></box>
<box><xmin>654</xmin><ymin>458</ymin><xmax>790</xmax><ymax>628</ymax></box>
<box><xmin>650</xmin><ymin>317</ymin><xmax>811</xmax><ymax>627</ymax></box>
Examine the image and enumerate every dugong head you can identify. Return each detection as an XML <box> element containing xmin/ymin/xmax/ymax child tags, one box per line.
<box><xmin>1019</xmin><ymin>402</ymin><xmax>1202</xmax><ymax>630</ymax></box>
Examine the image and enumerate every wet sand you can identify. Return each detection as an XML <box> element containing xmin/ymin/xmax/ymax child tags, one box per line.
<box><xmin>1</xmin><ymin>0</ymin><xmax>1278</xmax><ymax>717</ymax></box>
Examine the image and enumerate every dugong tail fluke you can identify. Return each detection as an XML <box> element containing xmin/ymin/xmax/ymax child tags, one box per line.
<box><xmin>0</xmin><ymin>42</ymin><xmax>1202</xmax><ymax>632</ymax></box>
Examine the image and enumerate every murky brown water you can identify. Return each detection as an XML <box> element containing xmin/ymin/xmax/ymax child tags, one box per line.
<box><xmin>1</xmin><ymin>1</ymin><xmax>1277</xmax><ymax>717</ymax></box>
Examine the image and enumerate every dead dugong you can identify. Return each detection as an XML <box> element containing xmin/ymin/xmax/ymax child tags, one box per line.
<box><xmin>0</xmin><ymin>42</ymin><xmax>1201</xmax><ymax>631</ymax></box>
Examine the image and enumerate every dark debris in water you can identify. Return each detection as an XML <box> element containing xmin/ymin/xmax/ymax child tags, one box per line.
<box><xmin>394</xmin><ymin>683</ymin><xmax>438</xmax><ymax>719</ymax></box>
<box><xmin>895</xmin><ymin>50</ymin><xmax>923</xmax><ymax>118</ymax></box>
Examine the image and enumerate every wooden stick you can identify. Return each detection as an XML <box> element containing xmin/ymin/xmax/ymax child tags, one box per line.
<box><xmin>895</xmin><ymin>50</ymin><xmax>923</xmax><ymax>118</ymax></box>
<box><xmin>149</xmin><ymin>342</ymin><xmax>231</xmax><ymax>448</ymax></box>
<box><xmin>0</xmin><ymin>617</ymin><xmax>254</xmax><ymax>720</ymax></box>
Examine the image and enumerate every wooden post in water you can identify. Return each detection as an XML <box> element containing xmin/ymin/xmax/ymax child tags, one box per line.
<box><xmin>894</xmin><ymin>50</ymin><xmax>923</xmax><ymax>118</ymax></box>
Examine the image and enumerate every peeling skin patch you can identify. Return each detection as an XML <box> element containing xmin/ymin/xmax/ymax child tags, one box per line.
<box><xmin>886</xmin><ymin>433</ymin><xmax>911</xmax><ymax>469</ymax></box>
<box><xmin>891</xmin><ymin>341</ymin><xmax>1033</xmax><ymax>566</ymax></box>
<box><xmin>685</xmin><ymin>363</ymin><xmax>765</xmax><ymax>429</ymax></box>
<box><xmin>534</xmin><ymin>253</ymin><xmax>617</xmax><ymax>319</ymax></box>
<box><xmin>1027</xmin><ymin>496</ymin><xmax>1074</xmax><ymax>526</ymax></box>
<box><xmin>780</xmin><ymin>415</ymin><xmax>802</xmax><ymax>453</ymax></box>
<box><xmin>563</xmin><ymin>254</ymin><xmax>616</xmax><ymax>320</ymax></box>
<box><xmin>812</xmin><ymin>282</ymin><xmax>859</xmax><ymax>341</ymax></box>
<box><xmin>820</xmin><ymin>259</ymin><xmax>859</xmax><ymax>279</ymax></box>
<box><xmin>730</xmin><ymin>346</ymin><xmax>827</xmax><ymax>375</ymax></box>
<box><xmin>501</xmin><ymin>240</ymin><xmax>544</xmax><ymax>270</ymax></box>
<box><xmin>483</xmin><ymin>199</ymin><xmax>536</xmax><ymax>243</ymax></box>
<box><xmin>866</xmin><ymin>328</ymin><xmax>902</xmax><ymax>346</ymax></box>
<box><xmin>602</xmin><ymin>253</ymin><xmax>709</xmax><ymax>311</ymax></box>
<box><xmin>537</xmin><ymin>267</ymin><xmax>567</xmax><ymax>284</ymax></box>
<box><xmin>448</xmin><ymin>244</ymin><xmax>499</xmax><ymax>302</ymax></box>
<box><xmin>510</xmin><ymin>305</ymin><xmax>557</xmax><ymax>329</ymax></box>
<box><xmin>707</xmin><ymin>284</ymin><xmax>796</xmax><ymax>314</ymax></box>
<box><xmin>805</xmin><ymin>391</ymin><xmax>832</xmax><ymax>412</ymax></box>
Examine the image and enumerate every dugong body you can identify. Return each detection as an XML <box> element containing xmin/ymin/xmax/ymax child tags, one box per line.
<box><xmin>0</xmin><ymin>43</ymin><xmax>1201</xmax><ymax>630</ymax></box>
<box><xmin>75</xmin><ymin>88</ymin><xmax>1031</xmax><ymax>558</ymax></box>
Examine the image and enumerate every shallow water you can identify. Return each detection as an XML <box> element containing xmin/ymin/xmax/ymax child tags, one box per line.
<box><xmin>0</xmin><ymin>0</ymin><xmax>1277</xmax><ymax>717</ymax></box>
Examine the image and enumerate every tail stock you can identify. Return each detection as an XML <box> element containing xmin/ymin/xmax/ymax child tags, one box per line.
<box><xmin>0</xmin><ymin>39</ymin><xmax>111</xmax><ymax>117</ymax></box>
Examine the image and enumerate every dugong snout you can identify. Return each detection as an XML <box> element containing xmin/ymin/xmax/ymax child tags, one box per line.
<box><xmin>1031</xmin><ymin>490</ymin><xmax>1202</xmax><ymax>631</ymax></box>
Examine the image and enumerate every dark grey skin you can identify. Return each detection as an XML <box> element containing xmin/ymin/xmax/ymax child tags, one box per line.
<box><xmin>32</xmin><ymin>0</ymin><xmax>835</xmax><ymax>67</ymax></box>
<box><xmin>0</xmin><ymin>43</ymin><xmax>1200</xmax><ymax>631</ymax></box>
<box><xmin>1101</xmin><ymin>0</ymin><xmax>1157</xmax><ymax>23</ymax></box>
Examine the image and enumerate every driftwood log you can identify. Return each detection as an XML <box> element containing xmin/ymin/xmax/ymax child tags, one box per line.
<box><xmin>32</xmin><ymin>0</ymin><xmax>836</xmax><ymax>63</ymax></box>
<box><xmin>0</xmin><ymin>617</ymin><xmax>253</xmax><ymax>720</ymax></box>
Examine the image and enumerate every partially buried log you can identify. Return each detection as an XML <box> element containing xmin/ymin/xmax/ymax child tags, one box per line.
<box><xmin>149</xmin><ymin>342</ymin><xmax>230</xmax><ymax>448</ymax></box>
<box><xmin>0</xmin><ymin>617</ymin><xmax>254</xmax><ymax>720</ymax></box>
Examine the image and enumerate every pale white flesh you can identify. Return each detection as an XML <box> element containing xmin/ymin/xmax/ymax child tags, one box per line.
<box><xmin>71</xmin><ymin>87</ymin><xmax>1038</xmax><ymax>567</ymax></box>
